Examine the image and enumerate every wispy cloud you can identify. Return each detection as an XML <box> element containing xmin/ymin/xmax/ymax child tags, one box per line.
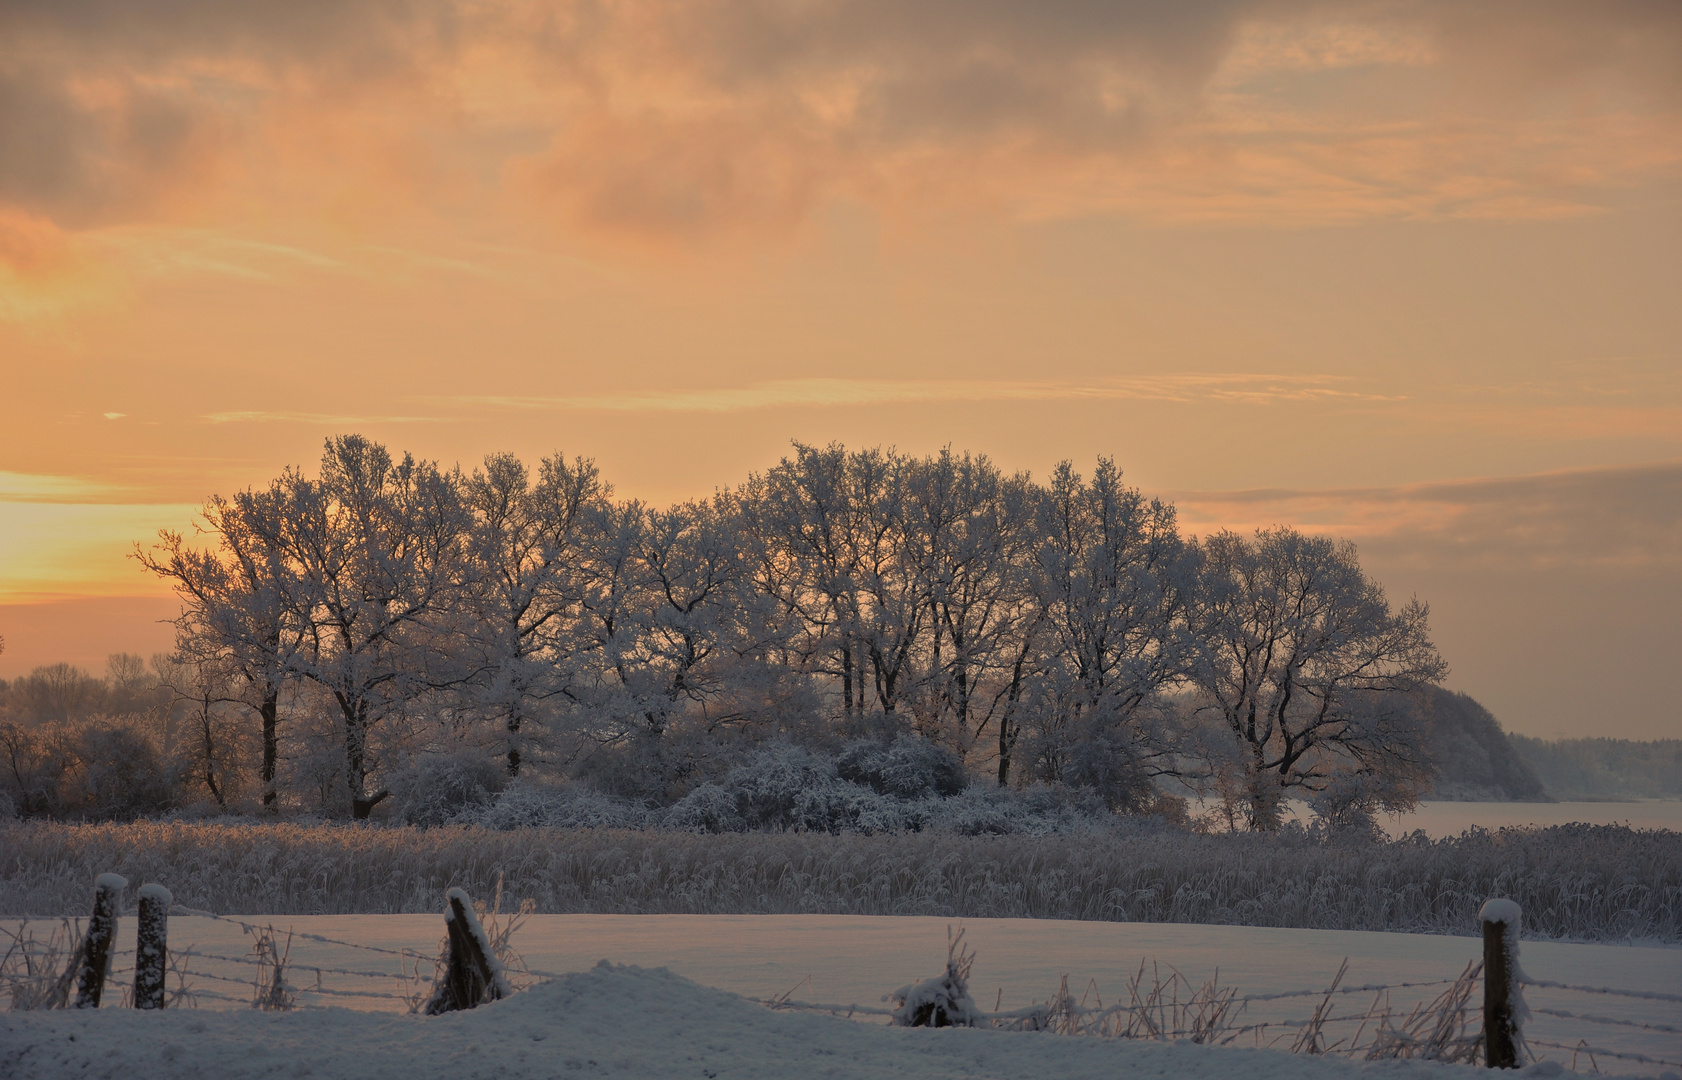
<box><xmin>202</xmin><ymin>411</ymin><xmax>450</xmax><ymax>425</ymax></box>
<box><xmin>1170</xmin><ymin>461</ymin><xmax>1682</xmax><ymax>573</ymax></box>
<box><xmin>0</xmin><ymin>472</ymin><xmax>122</xmax><ymax>503</ymax></box>
<box><xmin>445</xmin><ymin>374</ymin><xmax>1403</xmax><ymax>413</ymax></box>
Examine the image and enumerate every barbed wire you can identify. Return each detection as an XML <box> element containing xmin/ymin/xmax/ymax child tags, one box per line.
<box><xmin>755</xmin><ymin>997</ymin><xmax>896</xmax><ymax>1017</ymax></box>
<box><xmin>1235</xmin><ymin>978</ymin><xmax>1462</xmax><ymax>1003</ymax></box>
<box><xmin>183</xmin><ymin>948</ymin><xmax>412</xmax><ymax>983</ymax></box>
<box><xmin>28</xmin><ymin>902</ymin><xmax>1677</xmax><ymax>1067</ymax></box>
<box><xmin>1528</xmin><ymin>1039</ymin><xmax>1682</xmax><ymax>1069</ymax></box>
<box><xmin>168</xmin><ymin>963</ymin><xmax>416</xmax><ymax>1002</ymax></box>
<box><xmin>1520</xmin><ymin>979</ymin><xmax>1682</xmax><ymax>1005</ymax></box>
<box><xmin>167</xmin><ymin>906</ymin><xmax>418</xmax><ymax>959</ymax></box>
<box><xmin>1530</xmin><ymin>1006</ymin><xmax>1682</xmax><ymax>1035</ymax></box>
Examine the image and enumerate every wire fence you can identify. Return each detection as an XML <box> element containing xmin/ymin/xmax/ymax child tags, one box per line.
<box><xmin>5</xmin><ymin>899</ymin><xmax>1680</xmax><ymax>1074</ymax></box>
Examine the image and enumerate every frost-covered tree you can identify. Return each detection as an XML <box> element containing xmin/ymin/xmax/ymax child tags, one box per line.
<box><xmin>1187</xmin><ymin>528</ymin><xmax>1446</xmax><ymax>829</ymax></box>
<box><xmin>137</xmin><ymin>479</ymin><xmax>307</xmax><ymax>807</ymax></box>
<box><xmin>275</xmin><ymin>437</ymin><xmax>474</xmax><ymax>817</ymax></box>
<box><xmin>125</xmin><ymin>435</ymin><xmax>1453</xmax><ymax>824</ymax></box>
<box><xmin>460</xmin><ymin>450</ymin><xmax>605</xmax><ymax>775</ymax></box>
<box><xmin>740</xmin><ymin>443</ymin><xmax>869</xmax><ymax>715</ymax></box>
<box><xmin>897</xmin><ymin>450</ymin><xmax>1040</xmax><ymax>767</ymax></box>
<box><xmin>1012</xmin><ymin>459</ymin><xmax>1194</xmax><ymax>800</ymax></box>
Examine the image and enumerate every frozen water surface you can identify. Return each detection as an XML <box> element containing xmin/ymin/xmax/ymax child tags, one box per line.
<box><xmin>1383</xmin><ymin>800</ymin><xmax>1682</xmax><ymax>839</ymax></box>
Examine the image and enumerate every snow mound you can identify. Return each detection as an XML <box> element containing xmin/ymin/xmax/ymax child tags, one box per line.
<box><xmin>0</xmin><ymin>962</ymin><xmax>1643</xmax><ymax>1080</ymax></box>
<box><xmin>1480</xmin><ymin>898</ymin><xmax>1522</xmax><ymax>927</ymax></box>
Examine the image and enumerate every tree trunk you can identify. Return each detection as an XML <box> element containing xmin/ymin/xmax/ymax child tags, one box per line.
<box><xmin>200</xmin><ymin>707</ymin><xmax>226</xmax><ymax>810</ymax></box>
<box><xmin>342</xmin><ymin>696</ymin><xmax>373</xmax><ymax>815</ymax></box>
<box><xmin>841</xmin><ymin>638</ymin><xmax>855</xmax><ymax>714</ymax></box>
<box><xmin>352</xmin><ymin>789</ymin><xmax>391</xmax><ymax>819</ymax></box>
<box><xmin>260</xmin><ymin>686</ymin><xmax>279</xmax><ymax>809</ymax></box>
<box><xmin>1246</xmin><ymin>753</ymin><xmax>1284</xmax><ymax>830</ymax></box>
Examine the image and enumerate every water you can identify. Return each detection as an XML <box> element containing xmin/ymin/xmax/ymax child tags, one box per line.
<box><xmin>1382</xmin><ymin>799</ymin><xmax>1682</xmax><ymax>839</ymax></box>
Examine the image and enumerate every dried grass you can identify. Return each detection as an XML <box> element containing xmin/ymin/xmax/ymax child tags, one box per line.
<box><xmin>246</xmin><ymin>924</ymin><xmax>297</xmax><ymax>1011</ymax></box>
<box><xmin>2</xmin><ymin>820</ymin><xmax>1676</xmax><ymax>942</ymax></box>
<box><xmin>0</xmin><ymin>918</ymin><xmax>80</xmax><ymax>1009</ymax></box>
<box><xmin>935</xmin><ymin>945</ymin><xmax>1485</xmax><ymax>1064</ymax></box>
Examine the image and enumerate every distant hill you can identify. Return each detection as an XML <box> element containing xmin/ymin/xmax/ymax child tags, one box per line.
<box><xmin>1420</xmin><ymin>688</ymin><xmax>1550</xmax><ymax>802</ymax></box>
<box><xmin>1508</xmin><ymin>735</ymin><xmax>1682</xmax><ymax>801</ymax></box>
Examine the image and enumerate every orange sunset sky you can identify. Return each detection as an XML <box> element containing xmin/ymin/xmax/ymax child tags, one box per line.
<box><xmin>1</xmin><ymin>0</ymin><xmax>1678</xmax><ymax>738</ymax></box>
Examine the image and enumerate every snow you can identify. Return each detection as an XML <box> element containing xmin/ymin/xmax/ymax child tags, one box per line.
<box><xmin>93</xmin><ymin>873</ymin><xmax>128</xmax><ymax>893</ymax></box>
<box><xmin>1480</xmin><ymin>899</ymin><xmax>1523</xmax><ymax>928</ymax></box>
<box><xmin>6</xmin><ymin>915</ymin><xmax>1679</xmax><ymax>1076</ymax></box>
<box><xmin>0</xmin><ymin>959</ymin><xmax>1622</xmax><ymax>1080</ymax></box>
<box><xmin>887</xmin><ymin>930</ymin><xmax>984</xmax><ymax>1027</ymax></box>
<box><xmin>136</xmin><ymin>883</ymin><xmax>174</xmax><ymax>906</ymax></box>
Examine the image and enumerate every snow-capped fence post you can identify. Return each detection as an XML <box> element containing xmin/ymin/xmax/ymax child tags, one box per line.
<box><xmin>133</xmin><ymin>883</ymin><xmax>173</xmax><ymax>1010</ymax></box>
<box><xmin>423</xmin><ymin>888</ymin><xmax>510</xmax><ymax>1014</ymax></box>
<box><xmin>74</xmin><ymin>873</ymin><xmax>127</xmax><ymax>1009</ymax></box>
<box><xmin>1480</xmin><ymin>898</ymin><xmax>1523</xmax><ymax>1069</ymax></box>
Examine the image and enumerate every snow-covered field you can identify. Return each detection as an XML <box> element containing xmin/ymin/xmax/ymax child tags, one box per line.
<box><xmin>7</xmin><ymin>914</ymin><xmax>1678</xmax><ymax>1078</ymax></box>
<box><xmin>1382</xmin><ymin>801</ymin><xmax>1682</xmax><ymax>840</ymax></box>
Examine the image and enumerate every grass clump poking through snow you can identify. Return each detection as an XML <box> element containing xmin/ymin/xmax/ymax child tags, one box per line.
<box><xmin>2</xmin><ymin>820</ymin><xmax>1678</xmax><ymax>942</ymax></box>
<box><xmin>0</xmin><ymin>920</ymin><xmax>80</xmax><ymax>1009</ymax></box>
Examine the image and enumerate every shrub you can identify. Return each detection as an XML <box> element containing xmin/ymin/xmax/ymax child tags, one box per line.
<box><xmin>388</xmin><ymin>751</ymin><xmax>508</xmax><ymax>827</ymax></box>
<box><xmin>836</xmin><ymin>737</ymin><xmax>966</xmax><ymax>799</ymax></box>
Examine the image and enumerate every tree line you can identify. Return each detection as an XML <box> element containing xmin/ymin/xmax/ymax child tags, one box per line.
<box><xmin>68</xmin><ymin>436</ymin><xmax>1446</xmax><ymax>827</ymax></box>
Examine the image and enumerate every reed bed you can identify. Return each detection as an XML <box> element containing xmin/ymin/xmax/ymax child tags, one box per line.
<box><xmin>3</xmin><ymin>821</ymin><xmax>1677</xmax><ymax>942</ymax></box>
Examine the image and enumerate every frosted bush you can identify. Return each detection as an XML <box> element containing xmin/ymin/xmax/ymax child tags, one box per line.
<box><xmin>836</xmin><ymin>737</ymin><xmax>965</xmax><ymax>799</ymax></box>
<box><xmin>889</xmin><ymin>929</ymin><xmax>984</xmax><ymax>1028</ymax></box>
<box><xmin>1055</xmin><ymin>733</ymin><xmax>1160</xmax><ymax>813</ymax></box>
<box><xmin>463</xmin><ymin>783</ymin><xmax>654</xmax><ymax>830</ymax></box>
<box><xmin>667</xmin><ymin>743</ymin><xmax>909</xmax><ymax>833</ymax></box>
<box><xmin>663</xmin><ymin>784</ymin><xmax>745</xmax><ymax>832</ymax></box>
<box><xmin>388</xmin><ymin>752</ymin><xmax>507</xmax><ymax>827</ymax></box>
<box><xmin>918</xmin><ymin>785</ymin><xmax>1112</xmax><ymax>837</ymax></box>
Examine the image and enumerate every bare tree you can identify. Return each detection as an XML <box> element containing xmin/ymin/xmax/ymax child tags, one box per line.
<box><xmin>1188</xmin><ymin>528</ymin><xmax>1446</xmax><ymax>829</ymax></box>
<box><xmin>740</xmin><ymin>443</ymin><xmax>872</xmax><ymax>718</ymax></box>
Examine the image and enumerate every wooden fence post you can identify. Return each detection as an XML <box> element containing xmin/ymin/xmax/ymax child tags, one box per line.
<box><xmin>74</xmin><ymin>873</ymin><xmax>127</xmax><ymax>1009</ymax></box>
<box><xmin>1480</xmin><ymin>898</ymin><xmax>1522</xmax><ymax>1069</ymax></box>
<box><xmin>133</xmin><ymin>883</ymin><xmax>172</xmax><ymax>1010</ymax></box>
<box><xmin>423</xmin><ymin>888</ymin><xmax>509</xmax><ymax>1014</ymax></box>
